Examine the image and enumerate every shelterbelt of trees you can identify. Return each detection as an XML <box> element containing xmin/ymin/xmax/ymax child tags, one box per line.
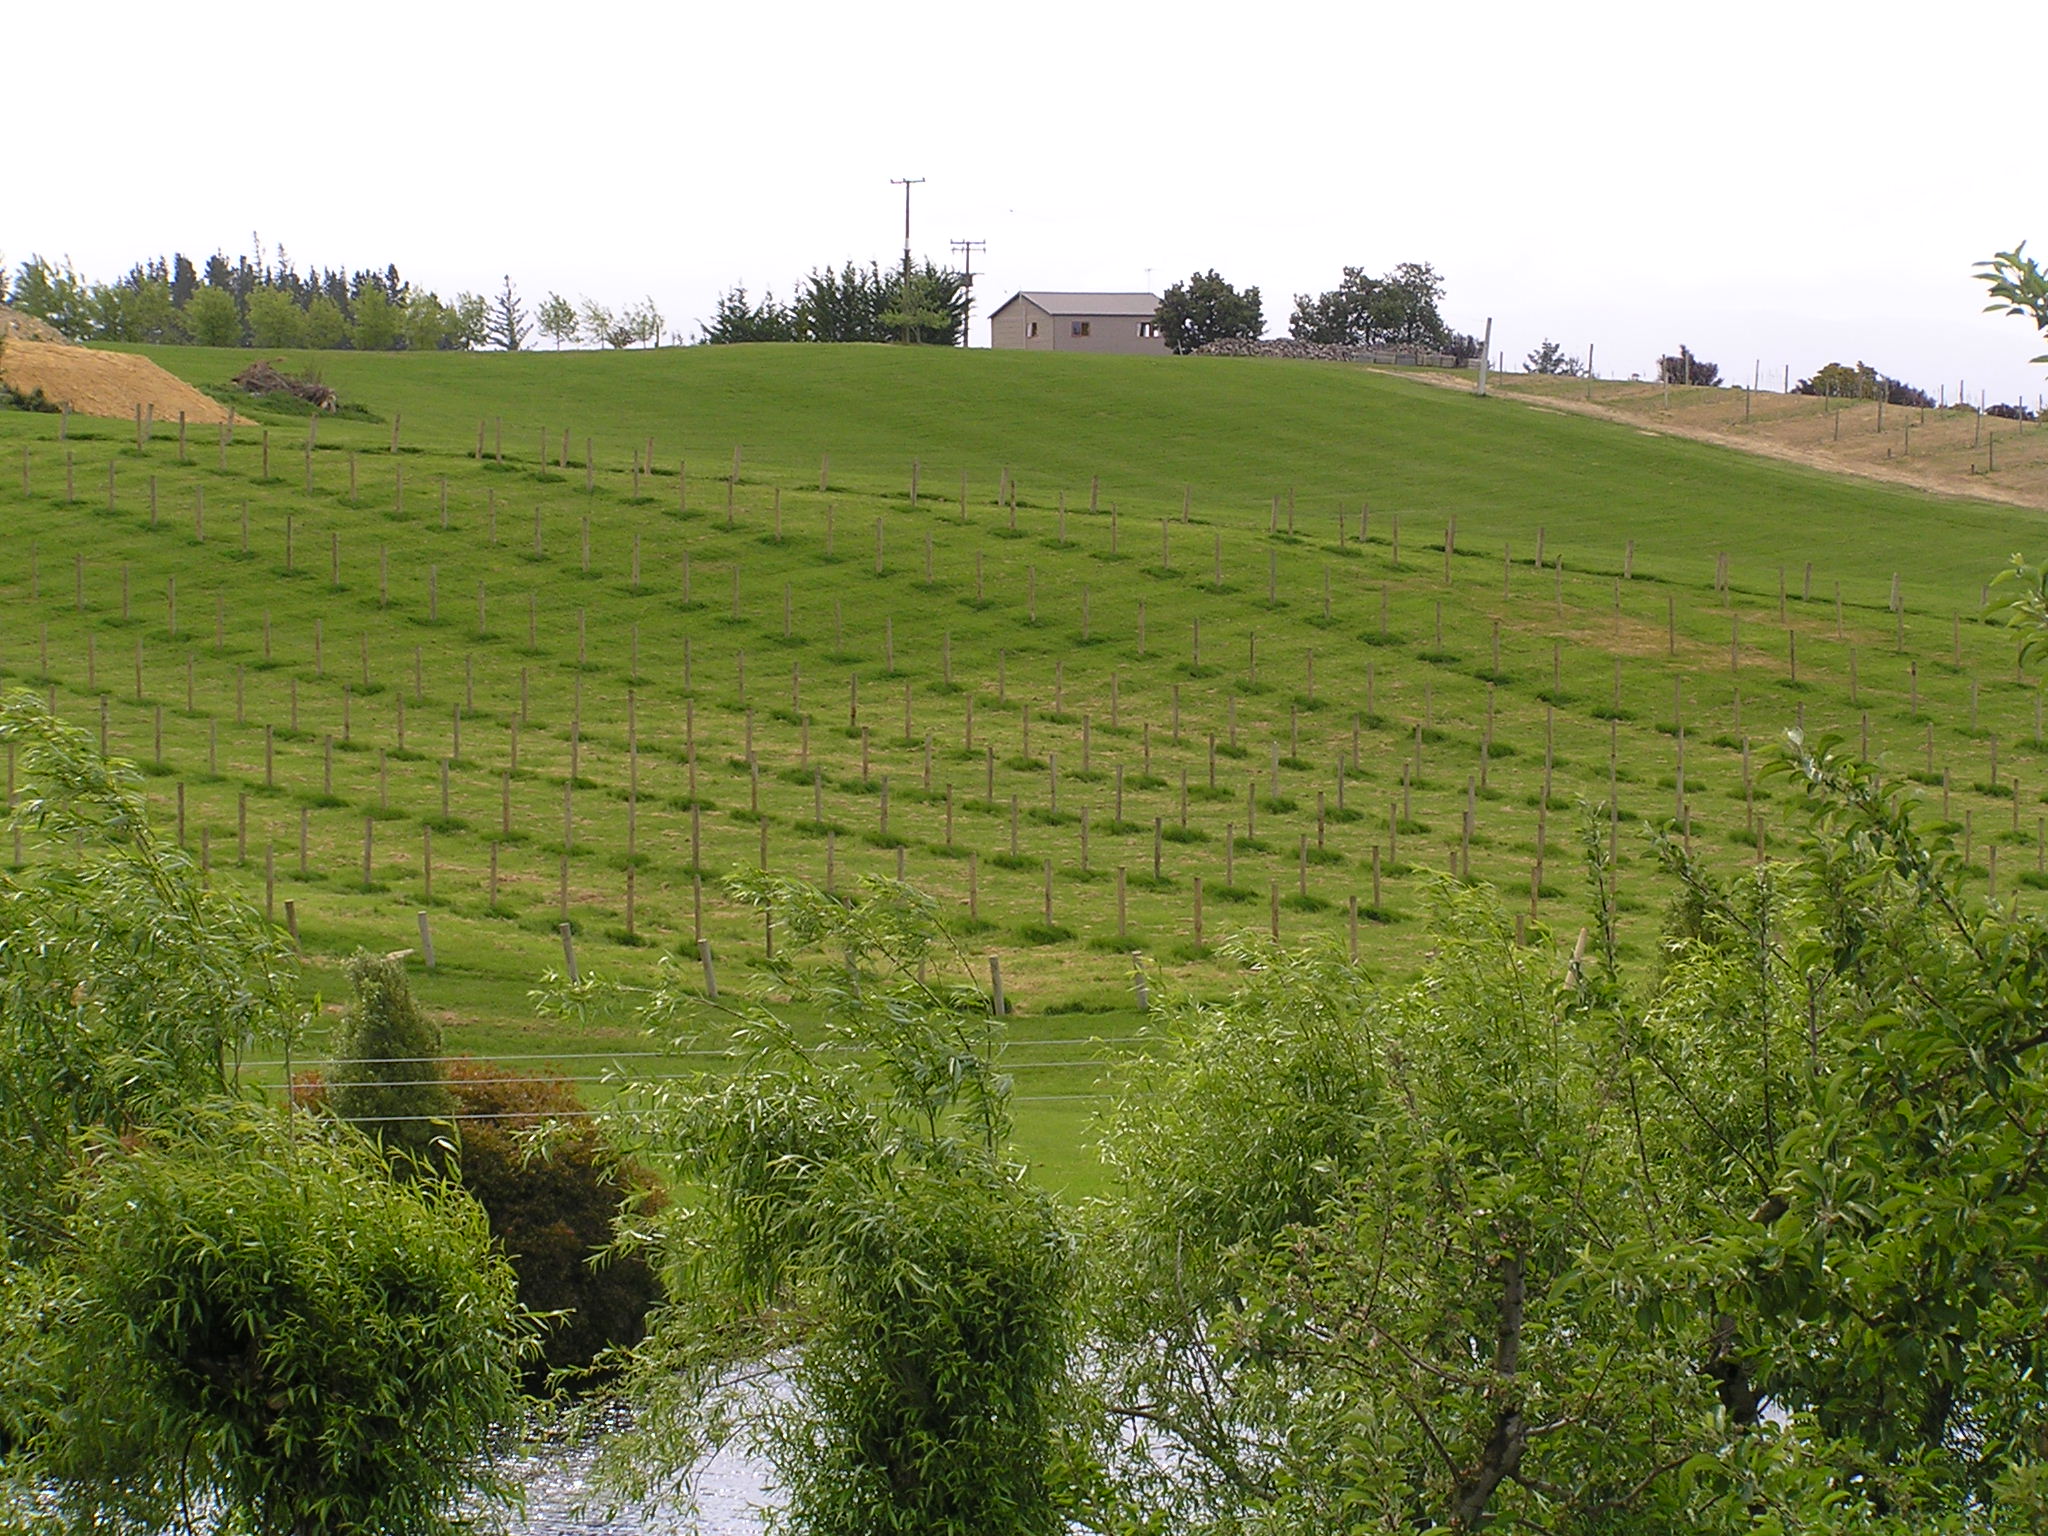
<box><xmin>0</xmin><ymin>248</ymin><xmax>669</xmax><ymax>355</ymax></box>
<box><xmin>2</xmin><ymin>246</ymin><xmax>494</xmax><ymax>352</ymax></box>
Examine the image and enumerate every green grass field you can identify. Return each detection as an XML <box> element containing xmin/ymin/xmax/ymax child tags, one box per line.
<box><xmin>5</xmin><ymin>342</ymin><xmax>2046</xmax><ymax>1186</ymax></box>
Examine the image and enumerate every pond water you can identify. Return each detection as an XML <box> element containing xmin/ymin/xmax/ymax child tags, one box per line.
<box><xmin>11</xmin><ymin>1434</ymin><xmax>776</xmax><ymax>1536</ymax></box>
<box><xmin>501</xmin><ymin>1432</ymin><xmax>772</xmax><ymax>1535</ymax></box>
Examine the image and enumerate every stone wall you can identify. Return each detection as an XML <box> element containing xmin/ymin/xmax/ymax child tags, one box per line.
<box><xmin>1195</xmin><ymin>337</ymin><xmax>1471</xmax><ymax>368</ymax></box>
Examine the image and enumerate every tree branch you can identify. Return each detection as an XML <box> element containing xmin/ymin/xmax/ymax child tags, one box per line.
<box><xmin>1450</xmin><ymin>1251</ymin><xmax>1529</xmax><ymax>1529</ymax></box>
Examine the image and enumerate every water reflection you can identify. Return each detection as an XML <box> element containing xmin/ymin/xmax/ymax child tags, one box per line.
<box><xmin>502</xmin><ymin>1429</ymin><xmax>771</xmax><ymax>1535</ymax></box>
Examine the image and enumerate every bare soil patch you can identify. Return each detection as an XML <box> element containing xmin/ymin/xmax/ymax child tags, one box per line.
<box><xmin>0</xmin><ymin>339</ymin><xmax>244</xmax><ymax>426</ymax></box>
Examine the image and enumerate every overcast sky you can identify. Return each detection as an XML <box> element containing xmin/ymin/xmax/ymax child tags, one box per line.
<box><xmin>13</xmin><ymin>0</ymin><xmax>2043</xmax><ymax>402</ymax></box>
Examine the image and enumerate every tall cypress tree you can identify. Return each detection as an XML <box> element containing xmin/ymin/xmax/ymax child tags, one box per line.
<box><xmin>330</xmin><ymin>953</ymin><xmax>455</xmax><ymax>1174</ymax></box>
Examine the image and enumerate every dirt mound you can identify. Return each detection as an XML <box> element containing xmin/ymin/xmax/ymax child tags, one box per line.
<box><xmin>0</xmin><ymin>338</ymin><xmax>243</xmax><ymax>426</ymax></box>
<box><xmin>0</xmin><ymin>304</ymin><xmax>75</xmax><ymax>345</ymax></box>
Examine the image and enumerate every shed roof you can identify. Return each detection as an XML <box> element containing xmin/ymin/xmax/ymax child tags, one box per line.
<box><xmin>991</xmin><ymin>291</ymin><xmax>1162</xmax><ymax>318</ymax></box>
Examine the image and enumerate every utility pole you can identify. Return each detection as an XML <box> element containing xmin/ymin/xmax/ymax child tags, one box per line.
<box><xmin>889</xmin><ymin>177</ymin><xmax>925</xmax><ymax>277</ymax></box>
<box><xmin>950</xmin><ymin>238</ymin><xmax>986</xmax><ymax>347</ymax></box>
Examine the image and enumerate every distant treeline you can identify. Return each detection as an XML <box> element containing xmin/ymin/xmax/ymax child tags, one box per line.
<box><xmin>1</xmin><ymin>244</ymin><xmax>484</xmax><ymax>351</ymax></box>
<box><xmin>700</xmin><ymin>260</ymin><xmax>969</xmax><ymax>346</ymax></box>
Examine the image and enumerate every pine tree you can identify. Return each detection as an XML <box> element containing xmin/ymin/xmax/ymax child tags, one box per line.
<box><xmin>486</xmin><ymin>274</ymin><xmax>531</xmax><ymax>351</ymax></box>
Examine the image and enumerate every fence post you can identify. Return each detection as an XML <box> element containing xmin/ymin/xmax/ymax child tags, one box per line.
<box><xmin>559</xmin><ymin>922</ymin><xmax>580</xmax><ymax>984</ymax></box>
<box><xmin>416</xmin><ymin>911</ymin><xmax>436</xmax><ymax>971</ymax></box>
<box><xmin>699</xmin><ymin>937</ymin><xmax>719</xmax><ymax>1000</ymax></box>
<box><xmin>988</xmin><ymin>954</ymin><xmax>1006</xmax><ymax>1017</ymax></box>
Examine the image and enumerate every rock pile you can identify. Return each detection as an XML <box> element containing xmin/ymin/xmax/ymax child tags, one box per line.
<box><xmin>1197</xmin><ymin>337</ymin><xmax>1471</xmax><ymax>368</ymax></box>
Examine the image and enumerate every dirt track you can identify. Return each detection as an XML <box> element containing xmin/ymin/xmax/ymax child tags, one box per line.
<box><xmin>0</xmin><ymin>338</ymin><xmax>244</xmax><ymax>426</ymax></box>
<box><xmin>1382</xmin><ymin>367</ymin><xmax>2048</xmax><ymax>512</ymax></box>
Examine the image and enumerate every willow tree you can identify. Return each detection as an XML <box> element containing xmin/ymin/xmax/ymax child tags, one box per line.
<box><xmin>548</xmin><ymin>874</ymin><xmax>1079</xmax><ymax>1536</ymax></box>
<box><xmin>1087</xmin><ymin>750</ymin><xmax>2048</xmax><ymax>1532</ymax></box>
<box><xmin>0</xmin><ymin>693</ymin><xmax>300</xmax><ymax>1256</ymax></box>
<box><xmin>0</xmin><ymin>697</ymin><xmax>536</xmax><ymax>1533</ymax></box>
<box><xmin>4</xmin><ymin>1110</ymin><xmax>532</xmax><ymax>1536</ymax></box>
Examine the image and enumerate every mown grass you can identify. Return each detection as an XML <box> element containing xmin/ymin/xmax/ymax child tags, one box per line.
<box><xmin>6</xmin><ymin>342</ymin><xmax>2047</xmax><ymax>1188</ymax></box>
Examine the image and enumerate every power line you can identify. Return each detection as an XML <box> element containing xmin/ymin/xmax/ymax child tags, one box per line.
<box><xmin>888</xmin><ymin>176</ymin><xmax>925</xmax><ymax>276</ymax></box>
<box><xmin>950</xmin><ymin>238</ymin><xmax>986</xmax><ymax>347</ymax></box>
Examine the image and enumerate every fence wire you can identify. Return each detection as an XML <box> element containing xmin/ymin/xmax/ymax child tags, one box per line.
<box><xmin>240</xmin><ymin>1036</ymin><xmax>1147</xmax><ymax>1122</ymax></box>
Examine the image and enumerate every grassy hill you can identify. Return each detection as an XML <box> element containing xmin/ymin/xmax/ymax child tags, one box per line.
<box><xmin>119</xmin><ymin>342</ymin><xmax>2047</xmax><ymax>595</ymax></box>
<box><xmin>4</xmin><ymin>342</ymin><xmax>2045</xmax><ymax>1185</ymax></box>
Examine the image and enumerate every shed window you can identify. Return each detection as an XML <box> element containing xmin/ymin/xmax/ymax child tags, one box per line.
<box><xmin>1027</xmin><ymin>321</ymin><xmax>1038</xmax><ymax>338</ymax></box>
<box><xmin>1138</xmin><ymin>321</ymin><xmax>1159</xmax><ymax>339</ymax></box>
<box><xmin>1071</xmin><ymin>320</ymin><xmax>1091</xmax><ymax>338</ymax></box>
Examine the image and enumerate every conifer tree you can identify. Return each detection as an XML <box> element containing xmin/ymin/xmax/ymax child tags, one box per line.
<box><xmin>330</xmin><ymin>953</ymin><xmax>455</xmax><ymax>1174</ymax></box>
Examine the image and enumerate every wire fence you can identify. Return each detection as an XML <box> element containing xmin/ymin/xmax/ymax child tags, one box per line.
<box><xmin>239</xmin><ymin>1035</ymin><xmax>1150</xmax><ymax>1122</ymax></box>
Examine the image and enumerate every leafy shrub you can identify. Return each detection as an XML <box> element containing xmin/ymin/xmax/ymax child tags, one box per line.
<box><xmin>295</xmin><ymin>1055</ymin><xmax>663</xmax><ymax>1388</ymax></box>
<box><xmin>1158</xmin><ymin>269</ymin><xmax>1263</xmax><ymax>354</ymax></box>
<box><xmin>0</xmin><ymin>378</ymin><xmax>59</xmax><ymax>412</ymax></box>
<box><xmin>1657</xmin><ymin>345</ymin><xmax>1722</xmax><ymax>386</ymax></box>
<box><xmin>1288</xmin><ymin>262</ymin><xmax>1459</xmax><ymax>351</ymax></box>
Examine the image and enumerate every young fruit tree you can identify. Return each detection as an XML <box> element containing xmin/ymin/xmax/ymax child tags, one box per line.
<box><xmin>577</xmin><ymin>296</ymin><xmax>616</xmax><ymax>348</ymax></box>
<box><xmin>1525</xmin><ymin>337</ymin><xmax>1582</xmax><ymax>375</ymax></box>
